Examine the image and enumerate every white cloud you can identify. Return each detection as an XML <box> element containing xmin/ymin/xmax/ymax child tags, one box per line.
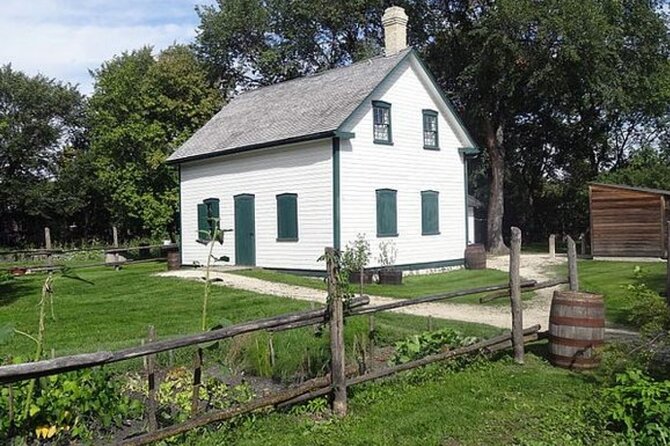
<box><xmin>0</xmin><ymin>0</ymin><xmax>212</xmax><ymax>94</ymax></box>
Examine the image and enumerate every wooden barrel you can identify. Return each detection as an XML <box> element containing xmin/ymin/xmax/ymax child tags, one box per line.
<box><xmin>464</xmin><ymin>244</ymin><xmax>486</xmax><ymax>269</ymax></box>
<box><xmin>163</xmin><ymin>244</ymin><xmax>180</xmax><ymax>271</ymax></box>
<box><xmin>549</xmin><ymin>290</ymin><xmax>605</xmax><ymax>369</ymax></box>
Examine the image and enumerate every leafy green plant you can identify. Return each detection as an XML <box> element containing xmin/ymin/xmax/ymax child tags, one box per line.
<box><xmin>341</xmin><ymin>234</ymin><xmax>371</xmax><ymax>274</ymax></box>
<box><xmin>1</xmin><ymin>368</ymin><xmax>141</xmax><ymax>442</ymax></box>
<box><xmin>602</xmin><ymin>369</ymin><xmax>670</xmax><ymax>445</ymax></box>
<box><xmin>390</xmin><ymin>328</ymin><xmax>478</xmax><ymax>365</ymax></box>
<box><xmin>124</xmin><ymin>366</ymin><xmax>253</xmax><ymax>425</ymax></box>
<box><xmin>622</xmin><ymin>267</ymin><xmax>669</xmax><ymax>332</ymax></box>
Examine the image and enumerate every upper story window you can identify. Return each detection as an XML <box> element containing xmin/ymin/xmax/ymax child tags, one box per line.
<box><xmin>372</xmin><ymin>101</ymin><xmax>392</xmax><ymax>145</ymax></box>
<box><xmin>423</xmin><ymin>110</ymin><xmax>439</xmax><ymax>149</ymax></box>
<box><xmin>276</xmin><ymin>193</ymin><xmax>298</xmax><ymax>241</ymax></box>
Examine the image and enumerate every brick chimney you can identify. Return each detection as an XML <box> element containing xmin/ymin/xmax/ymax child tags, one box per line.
<box><xmin>382</xmin><ymin>6</ymin><xmax>408</xmax><ymax>56</ymax></box>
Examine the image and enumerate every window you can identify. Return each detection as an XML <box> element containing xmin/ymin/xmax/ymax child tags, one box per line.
<box><xmin>423</xmin><ymin>110</ymin><xmax>439</xmax><ymax>149</ymax></box>
<box><xmin>372</xmin><ymin>101</ymin><xmax>392</xmax><ymax>144</ymax></box>
<box><xmin>376</xmin><ymin>189</ymin><xmax>398</xmax><ymax>237</ymax></box>
<box><xmin>197</xmin><ymin>198</ymin><xmax>220</xmax><ymax>241</ymax></box>
<box><xmin>276</xmin><ymin>193</ymin><xmax>298</xmax><ymax>241</ymax></box>
<box><xmin>421</xmin><ymin>191</ymin><xmax>439</xmax><ymax>235</ymax></box>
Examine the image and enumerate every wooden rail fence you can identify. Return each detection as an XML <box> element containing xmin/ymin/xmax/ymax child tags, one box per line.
<box><xmin>0</xmin><ymin>227</ymin><xmax>572</xmax><ymax>444</ymax></box>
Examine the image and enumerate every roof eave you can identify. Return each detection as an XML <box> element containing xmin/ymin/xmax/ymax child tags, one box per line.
<box><xmin>166</xmin><ymin>130</ymin><xmax>357</xmax><ymax>165</ymax></box>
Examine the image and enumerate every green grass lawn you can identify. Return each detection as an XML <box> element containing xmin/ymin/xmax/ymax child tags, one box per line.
<box><xmin>186</xmin><ymin>353</ymin><xmax>610</xmax><ymax>446</ymax></box>
<box><xmin>554</xmin><ymin>260</ymin><xmax>666</xmax><ymax>326</ymax></box>
<box><xmin>0</xmin><ymin>262</ymin><xmax>500</xmax><ymax>380</ymax></box>
<box><xmin>231</xmin><ymin>268</ymin><xmax>530</xmax><ymax>305</ymax></box>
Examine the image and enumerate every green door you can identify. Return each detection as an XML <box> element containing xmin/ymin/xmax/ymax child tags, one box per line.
<box><xmin>234</xmin><ymin>194</ymin><xmax>256</xmax><ymax>266</ymax></box>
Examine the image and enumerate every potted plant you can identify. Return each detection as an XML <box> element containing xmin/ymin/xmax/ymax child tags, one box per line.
<box><xmin>342</xmin><ymin>234</ymin><xmax>372</xmax><ymax>284</ymax></box>
<box><xmin>377</xmin><ymin>240</ymin><xmax>402</xmax><ymax>285</ymax></box>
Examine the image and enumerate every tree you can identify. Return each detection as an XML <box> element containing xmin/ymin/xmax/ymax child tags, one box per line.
<box><xmin>194</xmin><ymin>0</ymin><xmax>388</xmax><ymax>94</ymax></box>
<box><xmin>598</xmin><ymin>146</ymin><xmax>670</xmax><ymax>191</ymax></box>
<box><xmin>88</xmin><ymin>45</ymin><xmax>221</xmax><ymax>239</ymax></box>
<box><xmin>425</xmin><ymin>0</ymin><xmax>670</xmax><ymax>250</ymax></box>
<box><xmin>0</xmin><ymin>65</ymin><xmax>85</xmax><ymax>246</ymax></box>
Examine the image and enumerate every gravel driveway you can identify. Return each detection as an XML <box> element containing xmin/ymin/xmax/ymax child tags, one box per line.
<box><xmin>158</xmin><ymin>254</ymin><xmax>566</xmax><ymax>330</ymax></box>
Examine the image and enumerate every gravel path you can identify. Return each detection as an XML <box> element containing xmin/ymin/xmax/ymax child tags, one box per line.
<box><xmin>158</xmin><ymin>254</ymin><xmax>567</xmax><ymax>330</ymax></box>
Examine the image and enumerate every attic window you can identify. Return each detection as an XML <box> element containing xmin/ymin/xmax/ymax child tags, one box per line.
<box><xmin>372</xmin><ymin>101</ymin><xmax>392</xmax><ymax>145</ymax></box>
<box><xmin>423</xmin><ymin>110</ymin><xmax>439</xmax><ymax>149</ymax></box>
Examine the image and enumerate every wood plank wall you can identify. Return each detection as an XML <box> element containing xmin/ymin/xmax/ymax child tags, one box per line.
<box><xmin>589</xmin><ymin>185</ymin><xmax>665</xmax><ymax>257</ymax></box>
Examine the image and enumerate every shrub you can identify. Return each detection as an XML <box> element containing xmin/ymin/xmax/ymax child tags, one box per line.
<box><xmin>390</xmin><ymin>328</ymin><xmax>477</xmax><ymax>365</ymax></box>
<box><xmin>1</xmin><ymin>368</ymin><xmax>142</xmax><ymax>442</ymax></box>
<box><xmin>602</xmin><ymin>369</ymin><xmax>670</xmax><ymax>445</ymax></box>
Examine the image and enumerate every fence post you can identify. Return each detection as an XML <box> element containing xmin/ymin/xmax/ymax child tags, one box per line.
<box><xmin>509</xmin><ymin>227</ymin><xmax>524</xmax><ymax>365</ymax></box>
<box><xmin>191</xmin><ymin>348</ymin><xmax>202</xmax><ymax>416</ymax></box>
<box><xmin>146</xmin><ymin>326</ymin><xmax>158</xmax><ymax>432</ymax></box>
<box><xmin>666</xmin><ymin>221</ymin><xmax>670</xmax><ymax>304</ymax></box>
<box><xmin>579</xmin><ymin>233</ymin><xmax>587</xmax><ymax>256</ymax></box>
<box><xmin>548</xmin><ymin>234</ymin><xmax>556</xmax><ymax>259</ymax></box>
<box><xmin>44</xmin><ymin>227</ymin><xmax>52</xmax><ymax>267</ymax></box>
<box><xmin>326</xmin><ymin>247</ymin><xmax>347</xmax><ymax>417</ymax></box>
<box><xmin>112</xmin><ymin>226</ymin><xmax>119</xmax><ymax>264</ymax></box>
<box><xmin>566</xmin><ymin>236</ymin><xmax>579</xmax><ymax>291</ymax></box>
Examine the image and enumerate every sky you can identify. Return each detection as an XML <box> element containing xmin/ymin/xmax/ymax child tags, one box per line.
<box><xmin>0</xmin><ymin>0</ymin><xmax>214</xmax><ymax>95</ymax></box>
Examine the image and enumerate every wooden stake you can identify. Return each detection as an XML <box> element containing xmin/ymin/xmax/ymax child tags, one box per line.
<box><xmin>579</xmin><ymin>233</ymin><xmax>587</xmax><ymax>256</ymax></box>
<box><xmin>666</xmin><ymin>221</ymin><xmax>670</xmax><ymax>304</ymax></box>
<box><xmin>566</xmin><ymin>235</ymin><xmax>579</xmax><ymax>291</ymax></box>
<box><xmin>368</xmin><ymin>315</ymin><xmax>375</xmax><ymax>361</ymax></box>
<box><xmin>146</xmin><ymin>326</ymin><xmax>158</xmax><ymax>432</ymax></box>
<box><xmin>269</xmin><ymin>335</ymin><xmax>276</xmax><ymax>368</ymax></box>
<box><xmin>548</xmin><ymin>234</ymin><xmax>556</xmax><ymax>259</ymax></box>
<box><xmin>326</xmin><ymin>247</ymin><xmax>347</xmax><ymax>416</ymax></box>
<box><xmin>112</xmin><ymin>226</ymin><xmax>119</xmax><ymax>264</ymax></box>
<box><xmin>509</xmin><ymin>227</ymin><xmax>524</xmax><ymax>364</ymax></box>
<box><xmin>191</xmin><ymin>348</ymin><xmax>202</xmax><ymax>416</ymax></box>
<box><xmin>428</xmin><ymin>315</ymin><xmax>433</xmax><ymax>331</ymax></box>
<box><xmin>44</xmin><ymin>227</ymin><xmax>52</xmax><ymax>267</ymax></box>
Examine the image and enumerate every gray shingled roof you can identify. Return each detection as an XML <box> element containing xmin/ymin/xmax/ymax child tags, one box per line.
<box><xmin>167</xmin><ymin>48</ymin><xmax>413</xmax><ymax>163</ymax></box>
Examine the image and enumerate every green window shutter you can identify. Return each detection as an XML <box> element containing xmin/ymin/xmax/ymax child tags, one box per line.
<box><xmin>376</xmin><ymin>189</ymin><xmax>398</xmax><ymax>237</ymax></box>
<box><xmin>197</xmin><ymin>203</ymin><xmax>210</xmax><ymax>240</ymax></box>
<box><xmin>423</xmin><ymin>110</ymin><xmax>439</xmax><ymax>149</ymax></box>
<box><xmin>277</xmin><ymin>193</ymin><xmax>298</xmax><ymax>241</ymax></box>
<box><xmin>372</xmin><ymin>101</ymin><xmax>392</xmax><ymax>145</ymax></box>
<box><xmin>421</xmin><ymin>191</ymin><xmax>440</xmax><ymax>235</ymax></box>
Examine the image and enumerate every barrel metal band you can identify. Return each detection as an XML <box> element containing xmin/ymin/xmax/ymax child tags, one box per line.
<box><xmin>552</xmin><ymin>298</ymin><xmax>604</xmax><ymax>308</ymax></box>
<box><xmin>549</xmin><ymin>335</ymin><xmax>604</xmax><ymax>348</ymax></box>
<box><xmin>549</xmin><ymin>353</ymin><xmax>599</xmax><ymax>365</ymax></box>
<box><xmin>549</xmin><ymin>316</ymin><xmax>605</xmax><ymax>328</ymax></box>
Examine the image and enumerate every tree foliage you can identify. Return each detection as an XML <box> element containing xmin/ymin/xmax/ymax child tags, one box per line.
<box><xmin>87</xmin><ymin>45</ymin><xmax>221</xmax><ymax>239</ymax></box>
<box><xmin>0</xmin><ymin>65</ymin><xmax>86</xmax><ymax>245</ymax></box>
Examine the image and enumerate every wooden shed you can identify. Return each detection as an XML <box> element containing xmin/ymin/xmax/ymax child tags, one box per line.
<box><xmin>589</xmin><ymin>183</ymin><xmax>669</xmax><ymax>258</ymax></box>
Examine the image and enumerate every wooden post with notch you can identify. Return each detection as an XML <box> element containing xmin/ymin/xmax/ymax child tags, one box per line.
<box><xmin>326</xmin><ymin>247</ymin><xmax>347</xmax><ymax>416</ymax></box>
<box><xmin>509</xmin><ymin>227</ymin><xmax>524</xmax><ymax>364</ymax></box>
<box><xmin>191</xmin><ymin>348</ymin><xmax>203</xmax><ymax>416</ymax></box>
<box><xmin>146</xmin><ymin>326</ymin><xmax>158</xmax><ymax>432</ymax></box>
<box><xmin>548</xmin><ymin>234</ymin><xmax>555</xmax><ymax>259</ymax></box>
<box><xmin>566</xmin><ymin>235</ymin><xmax>579</xmax><ymax>291</ymax></box>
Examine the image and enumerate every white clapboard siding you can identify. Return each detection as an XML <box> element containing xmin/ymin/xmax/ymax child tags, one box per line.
<box><xmin>340</xmin><ymin>59</ymin><xmax>467</xmax><ymax>267</ymax></box>
<box><xmin>180</xmin><ymin>140</ymin><xmax>333</xmax><ymax>270</ymax></box>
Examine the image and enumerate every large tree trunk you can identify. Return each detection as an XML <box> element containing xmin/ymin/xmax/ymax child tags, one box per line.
<box><xmin>486</xmin><ymin>122</ymin><xmax>509</xmax><ymax>255</ymax></box>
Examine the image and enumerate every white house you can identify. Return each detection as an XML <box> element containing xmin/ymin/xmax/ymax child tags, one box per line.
<box><xmin>167</xmin><ymin>6</ymin><xmax>479</xmax><ymax>273</ymax></box>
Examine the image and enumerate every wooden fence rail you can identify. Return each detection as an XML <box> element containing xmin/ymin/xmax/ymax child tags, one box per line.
<box><xmin>0</xmin><ymin>296</ymin><xmax>370</xmax><ymax>384</ymax></box>
<box><xmin>2</xmin><ymin>234</ymin><xmax>568</xmax><ymax>445</ymax></box>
